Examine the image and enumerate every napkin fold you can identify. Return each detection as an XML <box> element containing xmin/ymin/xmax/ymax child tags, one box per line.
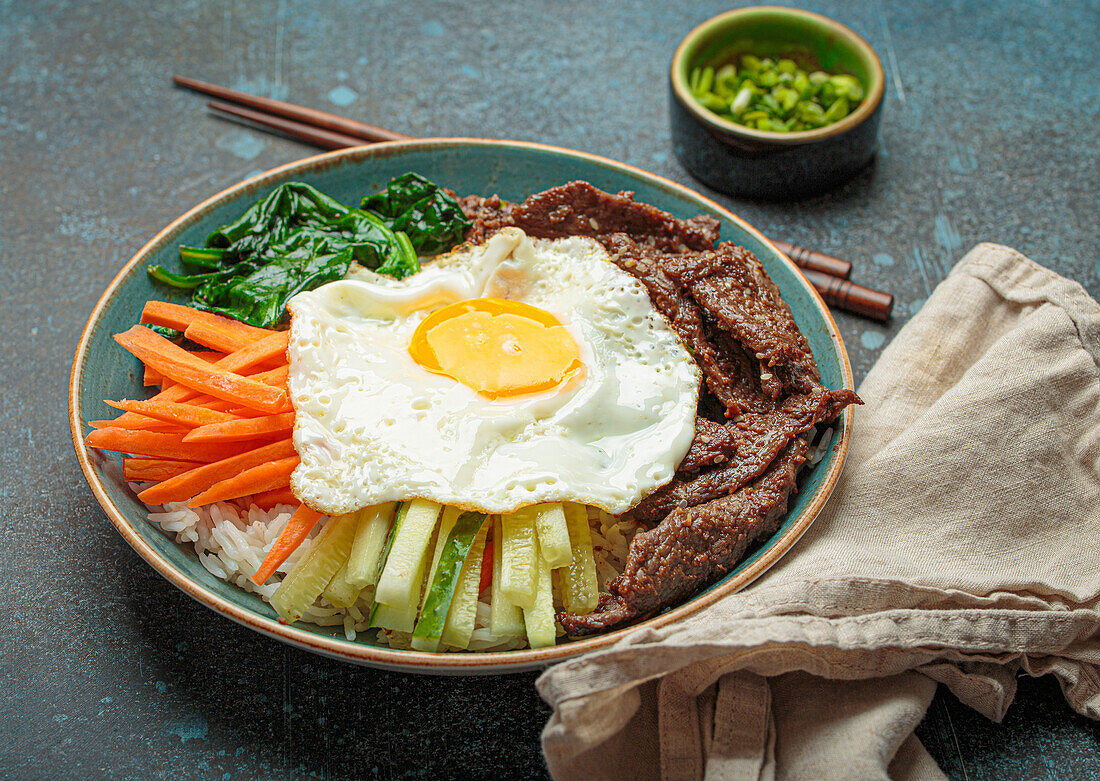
<box><xmin>538</xmin><ymin>243</ymin><xmax>1100</xmax><ymax>780</ymax></box>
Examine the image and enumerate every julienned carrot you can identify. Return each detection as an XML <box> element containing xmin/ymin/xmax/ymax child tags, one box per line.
<box><xmin>144</xmin><ymin>365</ymin><xmax>162</xmax><ymax>387</ymax></box>
<box><xmin>113</xmin><ymin>326</ymin><xmax>288</xmax><ymax>413</ymax></box>
<box><xmin>186</xmin><ymin>455</ymin><xmax>299</xmax><ymax>507</ymax></box>
<box><xmin>137</xmin><ymin>437</ymin><xmax>297</xmax><ymax>505</ymax></box>
<box><xmin>123</xmin><ymin>458</ymin><xmax>205</xmax><ymax>482</ymax></box>
<box><xmin>184</xmin><ymin>320</ymin><xmax>258</xmax><ymax>354</ymax></box>
<box><xmin>89</xmin><ymin>416</ymin><xmax>180</xmax><ymax>431</ymax></box>
<box><xmin>106</xmin><ymin>399</ymin><xmax>240</xmax><ymax>428</ymax></box>
<box><xmin>141</xmin><ymin>300</ymin><xmax>272</xmax><ymax>343</ymax></box>
<box><xmin>84</xmin><ymin>428</ymin><xmax>253</xmax><ymax>462</ymax></box>
<box><xmin>92</xmin><ymin>393</ymin><xmax>239</xmax><ymax>430</ymax></box>
<box><xmin>252</xmin><ymin>505</ymin><xmax>324</xmax><ymax>584</ymax></box>
<box><xmin>182</xmin><ymin>412</ymin><xmax>295</xmax><ymax>443</ymax></box>
<box><xmin>252</xmin><ymin>486</ymin><xmax>300</xmax><ymax>510</ymax></box>
<box><xmin>105</xmin><ymin>330</ymin><xmax>289</xmax><ymax>429</ymax></box>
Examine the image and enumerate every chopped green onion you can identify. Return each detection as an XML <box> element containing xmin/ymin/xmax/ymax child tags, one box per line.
<box><xmin>689</xmin><ymin>54</ymin><xmax>864</xmax><ymax>132</ymax></box>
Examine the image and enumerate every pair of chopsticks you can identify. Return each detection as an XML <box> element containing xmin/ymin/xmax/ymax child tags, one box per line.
<box><xmin>173</xmin><ymin>75</ymin><xmax>894</xmax><ymax>322</ymax></box>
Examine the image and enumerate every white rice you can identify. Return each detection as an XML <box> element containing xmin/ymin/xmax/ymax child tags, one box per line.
<box><xmin>140</xmin><ymin>487</ymin><xmax>639</xmax><ymax>652</ymax></box>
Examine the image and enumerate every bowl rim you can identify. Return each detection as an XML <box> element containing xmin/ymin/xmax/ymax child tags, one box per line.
<box><xmin>69</xmin><ymin>137</ymin><xmax>854</xmax><ymax>673</ymax></box>
<box><xmin>670</xmin><ymin>5</ymin><xmax>886</xmax><ymax>145</ymax></box>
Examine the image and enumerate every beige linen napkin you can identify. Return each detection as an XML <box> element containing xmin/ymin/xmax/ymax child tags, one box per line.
<box><xmin>538</xmin><ymin>243</ymin><xmax>1100</xmax><ymax>780</ymax></box>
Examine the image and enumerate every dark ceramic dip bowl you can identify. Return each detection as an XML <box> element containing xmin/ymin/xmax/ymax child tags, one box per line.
<box><xmin>670</xmin><ymin>6</ymin><xmax>885</xmax><ymax>200</ymax></box>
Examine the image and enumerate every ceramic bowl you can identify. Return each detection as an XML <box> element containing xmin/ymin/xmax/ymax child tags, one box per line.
<box><xmin>70</xmin><ymin>139</ymin><xmax>854</xmax><ymax>674</ymax></box>
<box><xmin>670</xmin><ymin>6</ymin><xmax>885</xmax><ymax>199</ymax></box>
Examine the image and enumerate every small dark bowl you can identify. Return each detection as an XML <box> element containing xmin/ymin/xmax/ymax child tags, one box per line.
<box><xmin>670</xmin><ymin>6</ymin><xmax>885</xmax><ymax>200</ymax></box>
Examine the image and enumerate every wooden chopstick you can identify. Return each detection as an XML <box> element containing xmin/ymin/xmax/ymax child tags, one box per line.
<box><xmin>771</xmin><ymin>241</ymin><xmax>851</xmax><ymax>279</ymax></box>
<box><xmin>174</xmin><ymin>75</ymin><xmax>410</xmax><ymax>143</ymax></box>
<box><xmin>209</xmin><ymin>101</ymin><xmax>367</xmax><ymax>150</ymax></box>
<box><xmin>178</xmin><ymin>75</ymin><xmax>894</xmax><ymax>321</ymax></box>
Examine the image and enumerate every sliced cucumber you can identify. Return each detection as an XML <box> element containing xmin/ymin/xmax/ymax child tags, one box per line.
<box><xmin>322</xmin><ymin>506</ymin><xmax>384</xmax><ymax>607</ymax></box>
<box><xmin>322</xmin><ymin>557</ymin><xmax>362</xmax><ymax>608</ymax></box>
<box><xmin>531</xmin><ymin>503</ymin><xmax>572</xmax><ymax>568</ymax></box>
<box><xmin>411</xmin><ymin>511</ymin><xmax>487</xmax><ymax>651</ymax></box>
<box><xmin>345</xmin><ymin>503</ymin><xmax>397</xmax><ymax>588</ymax></box>
<box><xmin>560</xmin><ymin>503</ymin><xmax>599</xmax><ymax>615</ymax></box>
<box><xmin>368</xmin><ymin>502</ymin><xmax>417</xmax><ymax>632</ymax></box>
<box><xmin>368</xmin><ymin>600</ymin><xmax>417</xmax><ymax>633</ymax></box>
<box><xmin>270</xmin><ymin>514</ymin><xmax>357</xmax><ymax>623</ymax></box>
<box><xmin>440</xmin><ymin>519</ymin><xmax>491</xmax><ymax>650</ymax></box>
<box><xmin>420</xmin><ymin>506</ymin><xmax>462</xmax><ymax>612</ymax></box>
<box><xmin>490</xmin><ymin>515</ymin><xmax>525</xmax><ymax>637</ymax></box>
<box><xmin>500</xmin><ymin>508</ymin><xmax>538</xmax><ymax>609</ymax></box>
<box><xmin>522</xmin><ymin>539</ymin><xmax>557</xmax><ymax>649</ymax></box>
<box><xmin>374</xmin><ymin>499</ymin><xmax>442</xmax><ymax>608</ymax></box>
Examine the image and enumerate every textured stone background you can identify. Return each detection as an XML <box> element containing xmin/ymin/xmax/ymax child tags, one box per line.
<box><xmin>2</xmin><ymin>0</ymin><xmax>1098</xmax><ymax>778</ymax></box>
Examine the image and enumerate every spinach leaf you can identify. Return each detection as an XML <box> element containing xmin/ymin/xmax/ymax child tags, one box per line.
<box><xmin>361</xmin><ymin>173</ymin><xmax>471</xmax><ymax>255</ymax></box>
<box><xmin>151</xmin><ymin>176</ymin><xmax>466</xmax><ymax>329</ymax></box>
<box><xmin>192</xmin><ymin>235</ymin><xmax>354</xmax><ymax>328</ymax></box>
<box><xmin>151</xmin><ymin>182</ymin><xmax>426</xmax><ymax>328</ymax></box>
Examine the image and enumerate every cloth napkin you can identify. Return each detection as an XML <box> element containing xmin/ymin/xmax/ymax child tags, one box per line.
<box><xmin>538</xmin><ymin>243</ymin><xmax>1100</xmax><ymax>780</ymax></box>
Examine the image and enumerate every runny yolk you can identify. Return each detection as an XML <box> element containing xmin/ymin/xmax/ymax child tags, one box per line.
<box><xmin>408</xmin><ymin>298</ymin><xmax>584</xmax><ymax>399</ymax></box>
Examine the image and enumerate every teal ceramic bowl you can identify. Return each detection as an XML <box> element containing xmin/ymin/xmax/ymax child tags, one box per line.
<box><xmin>670</xmin><ymin>6</ymin><xmax>885</xmax><ymax>199</ymax></box>
<box><xmin>70</xmin><ymin>139</ymin><xmax>854</xmax><ymax>674</ymax></box>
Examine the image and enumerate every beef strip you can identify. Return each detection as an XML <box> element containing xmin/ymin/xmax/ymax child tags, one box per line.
<box><xmin>604</xmin><ymin>234</ymin><xmax>776</xmax><ymax>415</ymax></box>
<box><xmin>559</xmin><ymin>438</ymin><xmax>810</xmax><ymax>635</ymax></box>
<box><xmin>677</xmin><ymin>418</ymin><xmax>744</xmax><ymax>474</ymax></box>
<box><xmin>665</xmin><ymin>244</ymin><xmax>822</xmax><ymax>399</ymax></box>
<box><xmin>459</xmin><ymin>181</ymin><xmax>721</xmax><ymax>252</ymax></box>
<box><xmin>457</xmin><ymin>193</ymin><xmax>515</xmax><ymax>245</ymax></box>
<box><xmin>626</xmin><ymin>387</ymin><xmax>860</xmax><ymax>524</ymax></box>
<box><xmin>460</xmin><ymin>182</ymin><xmax>861</xmax><ymax>634</ymax></box>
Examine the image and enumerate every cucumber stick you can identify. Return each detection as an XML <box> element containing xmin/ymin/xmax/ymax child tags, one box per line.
<box><xmin>270</xmin><ymin>514</ymin><xmax>358</xmax><ymax>623</ymax></box>
<box><xmin>411</xmin><ymin>511</ymin><xmax>487</xmax><ymax>651</ymax></box>
<box><xmin>522</xmin><ymin>539</ymin><xmax>557</xmax><ymax>649</ymax></box>
<box><xmin>369</xmin><ymin>601</ymin><xmax>417</xmax><ymax>633</ymax></box>
<box><xmin>367</xmin><ymin>503</ymin><xmax>418</xmax><ymax>632</ymax></box>
<box><xmin>440</xmin><ymin>519</ymin><xmax>490</xmax><ymax>649</ymax></box>
<box><xmin>420</xmin><ymin>506</ymin><xmax>463</xmax><ymax>612</ymax></box>
<box><xmin>531</xmin><ymin>503</ymin><xmax>572</xmax><ymax>568</ymax></box>
<box><xmin>345</xmin><ymin>503</ymin><xmax>397</xmax><ymax>588</ymax></box>
<box><xmin>560</xmin><ymin>503</ymin><xmax>599</xmax><ymax>614</ymax></box>
<box><xmin>500</xmin><ymin>509</ymin><xmax>538</xmax><ymax>609</ymax></box>
<box><xmin>322</xmin><ymin>557</ymin><xmax>362</xmax><ymax>608</ymax></box>
<box><xmin>374</xmin><ymin>499</ymin><xmax>442</xmax><ymax>608</ymax></box>
<box><xmin>490</xmin><ymin>515</ymin><xmax>525</xmax><ymax>637</ymax></box>
<box><xmin>322</xmin><ymin>506</ymin><xmax>386</xmax><ymax>607</ymax></box>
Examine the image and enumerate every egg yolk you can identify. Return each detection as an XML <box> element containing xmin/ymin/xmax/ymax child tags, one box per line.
<box><xmin>408</xmin><ymin>298</ymin><xmax>583</xmax><ymax>399</ymax></box>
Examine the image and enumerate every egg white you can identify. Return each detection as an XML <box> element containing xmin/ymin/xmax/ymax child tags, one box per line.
<box><xmin>286</xmin><ymin>227</ymin><xmax>700</xmax><ymax>516</ymax></box>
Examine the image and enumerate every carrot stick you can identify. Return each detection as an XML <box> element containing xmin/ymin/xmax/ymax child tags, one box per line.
<box><xmin>252</xmin><ymin>486</ymin><xmax>300</xmax><ymax>510</ymax></box>
<box><xmin>184</xmin><ymin>320</ymin><xmax>259</xmax><ymax>353</ymax></box>
<box><xmin>141</xmin><ymin>300</ymin><xmax>272</xmax><ymax>342</ymax></box>
<box><xmin>136</xmin><ymin>437</ymin><xmax>297</xmax><ymax>505</ymax></box>
<box><xmin>144</xmin><ymin>365</ymin><xmax>162</xmax><ymax>387</ymax></box>
<box><xmin>182</xmin><ymin>412</ymin><xmax>295</xmax><ymax>443</ymax></box>
<box><xmin>105</xmin><ymin>330</ymin><xmax>290</xmax><ymax>429</ymax></box>
<box><xmin>106</xmin><ymin>399</ymin><xmax>240</xmax><ymax>428</ymax></box>
<box><xmin>113</xmin><ymin>326</ymin><xmax>288</xmax><ymax>413</ymax></box>
<box><xmin>124</xmin><ymin>458</ymin><xmax>205</xmax><ymax>482</ymax></box>
<box><xmin>186</xmin><ymin>456</ymin><xmax>299</xmax><ymax>507</ymax></box>
<box><xmin>252</xmin><ymin>505</ymin><xmax>324</xmax><ymax>584</ymax></box>
<box><xmin>84</xmin><ymin>428</ymin><xmax>253</xmax><ymax>462</ymax></box>
<box><xmin>89</xmin><ymin>416</ymin><xmax>180</xmax><ymax>431</ymax></box>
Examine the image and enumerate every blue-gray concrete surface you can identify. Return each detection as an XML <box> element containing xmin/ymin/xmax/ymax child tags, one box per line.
<box><xmin>2</xmin><ymin>0</ymin><xmax>1098</xmax><ymax>778</ymax></box>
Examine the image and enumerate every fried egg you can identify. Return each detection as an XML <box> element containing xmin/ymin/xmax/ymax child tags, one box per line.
<box><xmin>286</xmin><ymin>227</ymin><xmax>700</xmax><ymax>516</ymax></box>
